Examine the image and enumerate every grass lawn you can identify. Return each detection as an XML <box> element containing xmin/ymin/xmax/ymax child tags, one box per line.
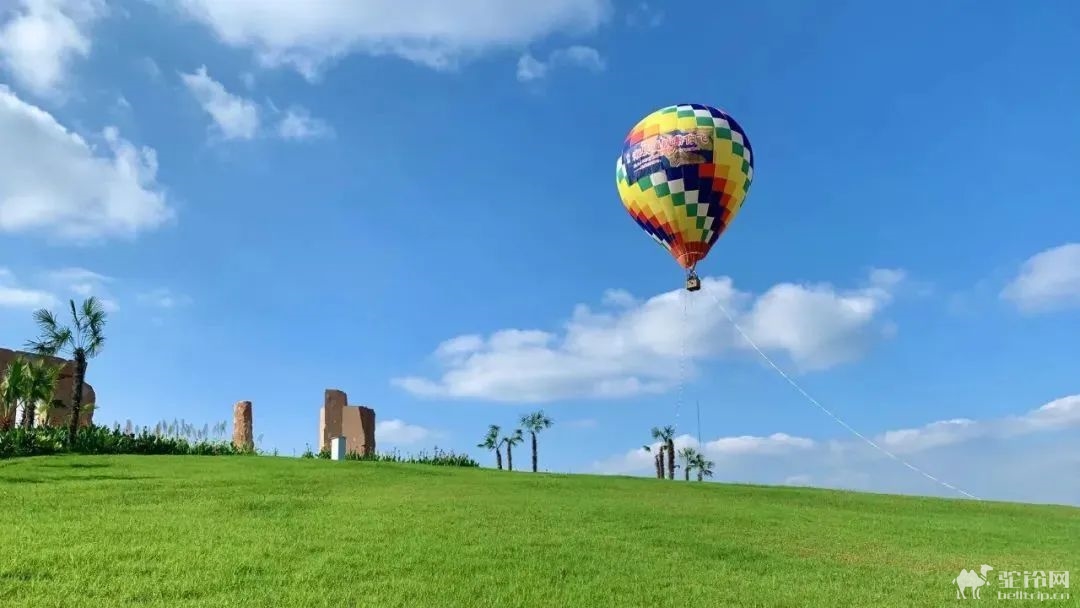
<box><xmin>1</xmin><ymin>455</ymin><xmax>1077</xmax><ymax>607</ymax></box>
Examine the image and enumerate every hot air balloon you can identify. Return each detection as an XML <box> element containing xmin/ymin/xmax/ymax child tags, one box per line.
<box><xmin>615</xmin><ymin>104</ymin><xmax>754</xmax><ymax>291</ymax></box>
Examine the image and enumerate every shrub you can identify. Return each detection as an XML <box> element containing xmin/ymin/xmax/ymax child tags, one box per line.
<box><xmin>0</xmin><ymin>425</ymin><xmax>246</xmax><ymax>459</ymax></box>
<box><xmin>334</xmin><ymin>446</ymin><xmax>478</xmax><ymax>467</ymax></box>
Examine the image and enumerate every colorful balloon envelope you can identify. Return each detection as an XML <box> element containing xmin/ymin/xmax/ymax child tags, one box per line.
<box><xmin>615</xmin><ymin>104</ymin><xmax>754</xmax><ymax>277</ymax></box>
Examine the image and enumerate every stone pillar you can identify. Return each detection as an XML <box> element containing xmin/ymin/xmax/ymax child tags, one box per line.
<box><xmin>359</xmin><ymin>406</ymin><xmax>375</xmax><ymax>456</ymax></box>
<box><xmin>331</xmin><ymin>437</ymin><xmax>346</xmax><ymax>461</ymax></box>
<box><xmin>319</xmin><ymin>389</ymin><xmax>347</xmax><ymax>452</ymax></box>
<box><xmin>233</xmin><ymin>401</ymin><xmax>253</xmax><ymax>451</ymax></box>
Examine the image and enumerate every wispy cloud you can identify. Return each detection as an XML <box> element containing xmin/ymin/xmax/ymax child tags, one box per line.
<box><xmin>375</xmin><ymin>419</ymin><xmax>441</xmax><ymax>446</ymax></box>
<box><xmin>517</xmin><ymin>45</ymin><xmax>605</xmax><ymax>82</ymax></box>
<box><xmin>136</xmin><ymin>288</ymin><xmax>192</xmax><ymax>309</ymax></box>
<box><xmin>170</xmin><ymin>0</ymin><xmax>612</xmax><ymax>79</ymax></box>
<box><xmin>0</xmin><ymin>268</ymin><xmax>57</xmax><ymax>309</ymax></box>
<box><xmin>180</xmin><ymin>65</ymin><xmax>332</xmax><ymax>142</ymax></box>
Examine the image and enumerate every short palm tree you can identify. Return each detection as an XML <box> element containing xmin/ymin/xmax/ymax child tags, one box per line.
<box><xmin>678</xmin><ymin>446</ymin><xmax>700</xmax><ymax>481</ymax></box>
<box><xmin>692</xmin><ymin>453</ymin><xmax>714</xmax><ymax>482</ymax></box>
<box><xmin>501</xmin><ymin>428</ymin><xmax>524</xmax><ymax>472</ymax></box>
<box><xmin>21</xmin><ymin>359</ymin><xmax>60</xmax><ymax>428</ymax></box>
<box><xmin>34</xmin><ymin>400</ymin><xmax>53</xmax><ymax>427</ymax></box>
<box><xmin>1</xmin><ymin>357</ymin><xmax>30</xmax><ymax>431</ymax></box>
<box><xmin>651</xmin><ymin>425</ymin><xmax>676</xmax><ymax>479</ymax></box>
<box><xmin>477</xmin><ymin>424</ymin><xmax>503</xmax><ymax>470</ymax></box>
<box><xmin>642</xmin><ymin>445</ymin><xmax>663</xmax><ymax>478</ymax></box>
<box><xmin>26</xmin><ymin>297</ymin><xmax>107</xmax><ymax>444</ymax></box>
<box><xmin>519</xmin><ymin>410</ymin><xmax>553</xmax><ymax>472</ymax></box>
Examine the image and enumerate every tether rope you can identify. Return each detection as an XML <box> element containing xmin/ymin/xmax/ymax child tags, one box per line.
<box><xmin>698</xmin><ymin>282</ymin><xmax>980</xmax><ymax>501</ymax></box>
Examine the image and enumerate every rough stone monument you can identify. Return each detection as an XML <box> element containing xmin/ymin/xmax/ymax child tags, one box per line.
<box><xmin>0</xmin><ymin>347</ymin><xmax>97</xmax><ymax>428</ymax></box>
<box><xmin>232</xmin><ymin>400</ymin><xmax>253</xmax><ymax>450</ymax></box>
<box><xmin>318</xmin><ymin>389</ymin><xmax>375</xmax><ymax>456</ymax></box>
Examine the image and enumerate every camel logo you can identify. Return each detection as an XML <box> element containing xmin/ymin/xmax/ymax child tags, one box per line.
<box><xmin>954</xmin><ymin>564</ymin><xmax>994</xmax><ymax>599</ymax></box>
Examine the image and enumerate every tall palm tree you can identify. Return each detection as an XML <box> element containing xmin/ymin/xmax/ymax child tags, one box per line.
<box><xmin>678</xmin><ymin>447</ymin><xmax>700</xmax><ymax>481</ymax></box>
<box><xmin>501</xmin><ymin>429</ymin><xmax>524</xmax><ymax>472</ymax></box>
<box><xmin>477</xmin><ymin>424</ymin><xmax>503</xmax><ymax>470</ymax></box>
<box><xmin>26</xmin><ymin>297</ymin><xmax>107</xmax><ymax>444</ymax></box>
<box><xmin>651</xmin><ymin>425</ymin><xmax>676</xmax><ymax>479</ymax></box>
<box><xmin>21</xmin><ymin>359</ymin><xmax>60</xmax><ymax>428</ymax></box>
<box><xmin>692</xmin><ymin>453</ymin><xmax>714</xmax><ymax>482</ymax></box>
<box><xmin>519</xmin><ymin>410</ymin><xmax>553</xmax><ymax>472</ymax></box>
<box><xmin>1</xmin><ymin>357</ymin><xmax>30</xmax><ymax>431</ymax></box>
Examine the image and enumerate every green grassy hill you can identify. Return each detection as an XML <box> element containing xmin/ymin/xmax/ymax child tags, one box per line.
<box><xmin>1</xmin><ymin>455</ymin><xmax>1076</xmax><ymax>607</ymax></box>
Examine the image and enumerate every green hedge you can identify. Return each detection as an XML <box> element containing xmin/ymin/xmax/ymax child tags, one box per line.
<box><xmin>0</xmin><ymin>425</ymin><xmax>247</xmax><ymax>459</ymax></box>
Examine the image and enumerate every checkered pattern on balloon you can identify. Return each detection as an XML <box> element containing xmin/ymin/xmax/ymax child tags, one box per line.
<box><xmin>615</xmin><ymin>104</ymin><xmax>754</xmax><ymax>291</ymax></box>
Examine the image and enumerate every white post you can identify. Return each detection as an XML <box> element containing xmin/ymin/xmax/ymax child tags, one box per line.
<box><xmin>331</xmin><ymin>436</ymin><xmax>346</xmax><ymax>461</ymax></box>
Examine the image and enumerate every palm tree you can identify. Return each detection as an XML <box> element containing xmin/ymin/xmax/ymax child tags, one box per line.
<box><xmin>519</xmin><ymin>410</ymin><xmax>553</xmax><ymax>472</ymax></box>
<box><xmin>678</xmin><ymin>446</ymin><xmax>700</xmax><ymax>481</ymax></box>
<box><xmin>26</xmin><ymin>297</ymin><xmax>107</xmax><ymax>444</ymax></box>
<box><xmin>651</xmin><ymin>425</ymin><xmax>676</xmax><ymax>479</ymax></box>
<box><xmin>34</xmin><ymin>400</ymin><xmax>54</xmax><ymax>427</ymax></box>
<box><xmin>477</xmin><ymin>424</ymin><xmax>503</xmax><ymax>470</ymax></box>
<box><xmin>502</xmin><ymin>429</ymin><xmax>524</xmax><ymax>471</ymax></box>
<box><xmin>642</xmin><ymin>445</ymin><xmax>663</xmax><ymax>478</ymax></box>
<box><xmin>1</xmin><ymin>357</ymin><xmax>29</xmax><ymax>431</ymax></box>
<box><xmin>649</xmin><ymin>428</ymin><xmax>665</xmax><ymax>478</ymax></box>
<box><xmin>20</xmin><ymin>359</ymin><xmax>60</xmax><ymax>428</ymax></box>
<box><xmin>692</xmin><ymin>453</ymin><xmax>714</xmax><ymax>482</ymax></box>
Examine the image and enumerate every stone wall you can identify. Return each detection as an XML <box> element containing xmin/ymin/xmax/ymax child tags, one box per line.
<box><xmin>318</xmin><ymin>389</ymin><xmax>375</xmax><ymax>456</ymax></box>
<box><xmin>0</xmin><ymin>347</ymin><xmax>96</xmax><ymax>428</ymax></box>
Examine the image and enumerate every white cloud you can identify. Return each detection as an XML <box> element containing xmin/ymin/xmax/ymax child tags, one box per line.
<box><xmin>0</xmin><ymin>268</ymin><xmax>57</xmax><ymax>309</ymax></box>
<box><xmin>45</xmin><ymin>267</ymin><xmax>110</xmax><ymax>290</ymax></box>
<box><xmin>0</xmin><ymin>0</ymin><xmax>104</xmax><ymax>98</ymax></box>
<box><xmin>1018</xmin><ymin>395</ymin><xmax>1080</xmax><ymax>431</ymax></box>
<box><xmin>180</xmin><ymin>65</ymin><xmax>331</xmax><ymax>143</ymax></box>
<box><xmin>1000</xmin><ymin>243</ymin><xmax>1080</xmax><ymax>314</ymax></box>
<box><xmin>40</xmin><ymin>267</ymin><xmax>117</xmax><ymax>311</ymax></box>
<box><xmin>516</xmin><ymin>45</ymin><xmax>605</xmax><ymax>82</ymax></box>
<box><xmin>0</xmin><ymin>266</ymin><xmax>121</xmax><ymax>311</ymax></box>
<box><xmin>394</xmin><ymin>269</ymin><xmax>905</xmax><ymax>402</ymax></box>
<box><xmin>625</xmin><ymin>2</ymin><xmax>663</xmax><ymax>28</ymax></box>
<box><xmin>879</xmin><ymin>418</ymin><xmax>981</xmax><ymax>454</ymax></box>
<box><xmin>0</xmin><ymin>85</ymin><xmax>173</xmax><ymax>242</ymax></box>
<box><xmin>375</xmin><ymin>419</ymin><xmax>438</xmax><ymax>446</ymax></box>
<box><xmin>136</xmin><ymin>288</ymin><xmax>191</xmax><ymax>309</ymax></box>
<box><xmin>172</xmin><ymin>0</ymin><xmax>612</xmax><ymax>78</ymax></box>
<box><xmin>277</xmin><ymin>107</ymin><xmax>333</xmax><ymax>141</ymax></box>
<box><xmin>180</xmin><ymin>65</ymin><xmax>260</xmax><ymax>140</ymax></box>
<box><xmin>879</xmin><ymin>394</ymin><xmax>1080</xmax><ymax>454</ymax></box>
<box><xmin>707</xmin><ymin>432</ymin><xmax>816</xmax><ymax>456</ymax></box>
<box><xmin>591</xmin><ymin>394</ymin><xmax>1080</xmax><ymax>505</ymax></box>
<box><xmin>594</xmin><ymin>431</ymin><xmax>817</xmax><ymax>476</ymax></box>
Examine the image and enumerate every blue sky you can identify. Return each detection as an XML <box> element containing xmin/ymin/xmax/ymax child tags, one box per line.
<box><xmin>1</xmin><ymin>0</ymin><xmax>1078</xmax><ymax>505</ymax></box>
